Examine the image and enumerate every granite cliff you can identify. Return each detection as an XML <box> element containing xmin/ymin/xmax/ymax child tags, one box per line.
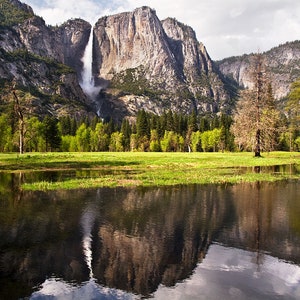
<box><xmin>0</xmin><ymin>1</ymin><xmax>232</xmax><ymax>120</ymax></box>
<box><xmin>0</xmin><ymin>0</ymin><xmax>92</xmax><ymax>117</ymax></box>
<box><xmin>1</xmin><ymin>0</ymin><xmax>299</xmax><ymax>121</ymax></box>
<box><xmin>93</xmin><ymin>7</ymin><xmax>232</xmax><ymax>120</ymax></box>
<box><xmin>217</xmin><ymin>41</ymin><xmax>300</xmax><ymax>100</ymax></box>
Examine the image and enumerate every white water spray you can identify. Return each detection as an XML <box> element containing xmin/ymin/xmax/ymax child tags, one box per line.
<box><xmin>80</xmin><ymin>205</ymin><xmax>97</xmax><ymax>279</ymax></box>
<box><xmin>80</xmin><ymin>28</ymin><xmax>101</xmax><ymax>101</ymax></box>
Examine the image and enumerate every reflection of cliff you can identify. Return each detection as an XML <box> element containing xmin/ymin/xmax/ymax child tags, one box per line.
<box><xmin>216</xmin><ymin>181</ymin><xmax>300</xmax><ymax>264</ymax></box>
<box><xmin>94</xmin><ymin>186</ymin><xmax>229</xmax><ymax>294</ymax></box>
<box><xmin>93</xmin><ymin>185</ymin><xmax>232</xmax><ymax>296</ymax></box>
<box><xmin>0</xmin><ymin>187</ymin><xmax>93</xmax><ymax>299</ymax></box>
<box><xmin>0</xmin><ymin>185</ymin><xmax>231</xmax><ymax>298</ymax></box>
<box><xmin>1</xmin><ymin>181</ymin><xmax>300</xmax><ymax>299</ymax></box>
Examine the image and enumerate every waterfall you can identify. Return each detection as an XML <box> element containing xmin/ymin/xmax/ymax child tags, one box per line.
<box><xmin>80</xmin><ymin>28</ymin><xmax>101</xmax><ymax>102</ymax></box>
<box><xmin>80</xmin><ymin>205</ymin><xmax>97</xmax><ymax>279</ymax></box>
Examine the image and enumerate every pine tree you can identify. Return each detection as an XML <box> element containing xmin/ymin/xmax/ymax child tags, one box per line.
<box><xmin>136</xmin><ymin>110</ymin><xmax>149</xmax><ymax>139</ymax></box>
<box><xmin>43</xmin><ymin>116</ymin><xmax>62</xmax><ymax>151</ymax></box>
<box><xmin>121</xmin><ymin>118</ymin><xmax>132</xmax><ymax>151</ymax></box>
<box><xmin>286</xmin><ymin>78</ymin><xmax>300</xmax><ymax>150</ymax></box>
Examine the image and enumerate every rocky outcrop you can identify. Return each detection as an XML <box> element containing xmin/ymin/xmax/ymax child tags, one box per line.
<box><xmin>9</xmin><ymin>0</ymin><xmax>33</xmax><ymax>14</ymax></box>
<box><xmin>162</xmin><ymin>17</ymin><xmax>230</xmax><ymax>112</ymax></box>
<box><xmin>217</xmin><ymin>41</ymin><xmax>300</xmax><ymax>99</ymax></box>
<box><xmin>2</xmin><ymin>1</ymin><xmax>300</xmax><ymax>121</ymax></box>
<box><xmin>17</xmin><ymin>16</ymin><xmax>91</xmax><ymax>77</ymax></box>
<box><xmin>54</xmin><ymin>19</ymin><xmax>91</xmax><ymax>80</ymax></box>
<box><xmin>93</xmin><ymin>7</ymin><xmax>232</xmax><ymax>121</ymax></box>
<box><xmin>2</xmin><ymin>2</ymin><xmax>232</xmax><ymax>120</ymax></box>
<box><xmin>0</xmin><ymin>0</ymin><xmax>93</xmax><ymax>118</ymax></box>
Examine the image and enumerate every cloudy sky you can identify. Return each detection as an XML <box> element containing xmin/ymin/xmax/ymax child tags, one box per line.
<box><xmin>21</xmin><ymin>0</ymin><xmax>300</xmax><ymax>60</ymax></box>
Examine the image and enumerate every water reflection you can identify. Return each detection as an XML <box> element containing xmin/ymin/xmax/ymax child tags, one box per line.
<box><xmin>81</xmin><ymin>203</ymin><xmax>97</xmax><ymax>279</ymax></box>
<box><xmin>30</xmin><ymin>278</ymin><xmax>137</xmax><ymax>300</ymax></box>
<box><xmin>0</xmin><ymin>180</ymin><xmax>300</xmax><ymax>299</ymax></box>
<box><xmin>154</xmin><ymin>243</ymin><xmax>300</xmax><ymax>299</ymax></box>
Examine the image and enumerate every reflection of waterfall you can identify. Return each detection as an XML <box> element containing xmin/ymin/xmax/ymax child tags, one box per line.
<box><xmin>80</xmin><ymin>28</ymin><xmax>102</xmax><ymax>106</ymax></box>
<box><xmin>30</xmin><ymin>203</ymin><xmax>138</xmax><ymax>299</ymax></box>
<box><xmin>80</xmin><ymin>204</ymin><xmax>96</xmax><ymax>279</ymax></box>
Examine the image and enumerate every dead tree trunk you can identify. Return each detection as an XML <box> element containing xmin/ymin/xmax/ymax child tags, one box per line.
<box><xmin>254</xmin><ymin>54</ymin><xmax>264</xmax><ymax>157</ymax></box>
<box><xmin>12</xmin><ymin>88</ymin><xmax>25</xmax><ymax>154</ymax></box>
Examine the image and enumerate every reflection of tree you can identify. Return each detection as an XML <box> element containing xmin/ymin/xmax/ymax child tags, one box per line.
<box><xmin>0</xmin><ymin>189</ymin><xmax>91</xmax><ymax>299</ymax></box>
<box><xmin>2</xmin><ymin>182</ymin><xmax>300</xmax><ymax>299</ymax></box>
<box><xmin>216</xmin><ymin>181</ymin><xmax>300</xmax><ymax>265</ymax></box>
<box><xmin>254</xmin><ymin>181</ymin><xmax>264</xmax><ymax>271</ymax></box>
<box><xmin>0</xmin><ymin>185</ymin><xmax>232</xmax><ymax>298</ymax></box>
<box><xmin>92</xmin><ymin>185</ymin><xmax>232</xmax><ymax>296</ymax></box>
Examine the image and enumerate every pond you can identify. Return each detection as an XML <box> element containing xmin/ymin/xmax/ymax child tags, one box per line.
<box><xmin>0</xmin><ymin>173</ymin><xmax>300</xmax><ymax>299</ymax></box>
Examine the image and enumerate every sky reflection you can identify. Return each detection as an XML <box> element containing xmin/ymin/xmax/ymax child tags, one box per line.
<box><xmin>30</xmin><ymin>278</ymin><xmax>137</xmax><ymax>300</ymax></box>
<box><xmin>30</xmin><ymin>243</ymin><xmax>300</xmax><ymax>299</ymax></box>
<box><xmin>153</xmin><ymin>243</ymin><xmax>300</xmax><ymax>300</ymax></box>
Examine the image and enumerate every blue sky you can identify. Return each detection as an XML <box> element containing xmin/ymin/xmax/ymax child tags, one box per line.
<box><xmin>21</xmin><ymin>0</ymin><xmax>300</xmax><ymax>60</ymax></box>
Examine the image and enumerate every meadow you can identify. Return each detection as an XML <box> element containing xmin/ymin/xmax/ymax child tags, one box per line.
<box><xmin>0</xmin><ymin>151</ymin><xmax>299</xmax><ymax>190</ymax></box>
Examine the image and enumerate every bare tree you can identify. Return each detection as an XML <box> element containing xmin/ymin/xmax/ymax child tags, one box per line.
<box><xmin>231</xmin><ymin>54</ymin><xmax>282</xmax><ymax>155</ymax></box>
<box><xmin>11</xmin><ymin>82</ymin><xmax>25</xmax><ymax>154</ymax></box>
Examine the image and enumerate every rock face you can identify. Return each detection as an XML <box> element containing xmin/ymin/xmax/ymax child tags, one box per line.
<box><xmin>2</xmin><ymin>1</ymin><xmax>300</xmax><ymax>121</ymax></box>
<box><xmin>0</xmin><ymin>0</ymin><xmax>93</xmax><ymax>118</ymax></box>
<box><xmin>217</xmin><ymin>41</ymin><xmax>300</xmax><ymax>100</ymax></box>
<box><xmin>16</xmin><ymin>16</ymin><xmax>91</xmax><ymax>78</ymax></box>
<box><xmin>93</xmin><ymin>7</ymin><xmax>232</xmax><ymax>121</ymax></box>
<box><xmin>2</xmin><ymin>1</ymin><xmax>232</xmax><ymax>121</ymax></box>
<box><xmin>54</xmin><ymin>19</ymin><xmax>91</xmax><ymax>80</ymax></box>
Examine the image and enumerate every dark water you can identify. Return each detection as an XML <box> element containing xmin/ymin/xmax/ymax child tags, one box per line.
<box><xmin>0</xmin><ymin>173</ymin><xmax>300</xmax><ymax>299</ymax></box>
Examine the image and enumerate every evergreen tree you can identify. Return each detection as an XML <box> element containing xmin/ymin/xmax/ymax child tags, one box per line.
<box><xmin>121</xmin><ymin>118</ymin><xmax>132</xmax><ymax>151</ymax></box>
<box><xmin>43</xmin><ymin>116</ymin><xmax>61</xmax><ymax>151</ymax></box>
<box><xmin>136</xmin><ymin>109</ymin><xmax>150</xmax><ymax>139</ymax></box>
<box><xmin>70</xmin><ymin>118</ymin><xmax>77</xmax><ymax>136</ymax></box>
<box><xmin>185</xmin><ymin>110</ymin><xmax>198</xmax><ymax>151</ymax></box>
<box><xmin>58</xmin><ymin>116</ymin><xmax>72</xmax><ymax>136</ymax></box>
<box><xmin>188</xmin><ymin>110</ymin><xmax>198</xmax><ymax>132</ymax></box>
<box><xmin>0</xmin><ymin>114</ymin><xmax>13</xmax><ymax>152</ymax></box>
<box><xmin>286</xmin><ymin>78</ymin><xmax>300</xmax><ymax>150</ymax></box>
<box><xmin>166</xmin><ymin>110</ymin><xmax>174</xmax><ymax>131</ymax></box>
<box><xmin>199</xmin><ymin>117</ymin><xmax>210</xmax><ymax>132</ymax></box>
<box><xmin>177</xmin><ymin>114</ymin><xmax>187</xmax><ymax>136</ymax></box>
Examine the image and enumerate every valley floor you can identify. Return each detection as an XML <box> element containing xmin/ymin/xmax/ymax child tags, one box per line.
<box><xmin>0</xmin><ymin>151</ymin><xmax>299</xmax><ymax>190</ymax></box>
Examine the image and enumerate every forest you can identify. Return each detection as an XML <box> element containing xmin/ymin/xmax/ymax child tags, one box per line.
<box><xmin>1</xmin><ymin>55</ymin><xmax>300</xmax><ymax>154</ymax></box>
<box><xmin>0</xmin><ymin>106</ymin><xmax>298</xmax><ymax>154</ymax></box>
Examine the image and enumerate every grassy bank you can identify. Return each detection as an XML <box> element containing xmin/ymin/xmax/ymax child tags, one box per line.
<box><xmin>0</xmin><ymin>151</ymin><xmax>299</xmax><ymax>190</ymax></box>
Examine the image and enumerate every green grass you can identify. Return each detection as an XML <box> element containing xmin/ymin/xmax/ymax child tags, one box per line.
<box><xmin>0</xmin><ymin>152</ymin><xmax>299</xmax><ymax>190</ymax></box>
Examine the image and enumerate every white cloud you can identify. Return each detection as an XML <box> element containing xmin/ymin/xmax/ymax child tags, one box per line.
<box><xmin>21</xmin><ymin>0</ymin><xmax>300</xmax><ymax>60</ymax></box>
<box><xmin>23</xmin><ymin>0</ymin><xmax>129</xmax><ymax>25</ymax></box>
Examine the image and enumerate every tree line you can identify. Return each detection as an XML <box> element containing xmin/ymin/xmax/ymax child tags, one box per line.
<box><xmin>0</xmin><ymin>103</ymin><xmax>299</xmax><ymax>153</ymax></box>
<box><xmin>1</xmin><ymin>54</ymin><xmax>300</xmax><ymax>154</ymax></box>
<box><xmin>0</xmin><ymin>110</ymin><xmax>235</xmax><ymax>153</ymax></box>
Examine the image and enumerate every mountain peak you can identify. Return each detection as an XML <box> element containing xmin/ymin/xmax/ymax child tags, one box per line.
<box><xmin>217</xmin><ymin>41</ymin><xmax>300</xmax><ymax>99</ymax></box>
<box><xmin>91</xmin><ymin>7</ymin><xmax>230</xmax><ymax>120</ymax></box>
<box><xmin>9</xmin><ymin>0</ymin><xmax>33</xmax><ymax>14</ymax></box>
<box><xmin>0</xmin><ymin>0</ymin><xmax>34</xmax><ymax>27</ymax></box>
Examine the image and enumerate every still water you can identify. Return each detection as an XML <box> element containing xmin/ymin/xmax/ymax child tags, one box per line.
<box><xmin>0</xmin><ymin>173</ymin><xmax>300</xmax><ymax>299</ymax></box>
